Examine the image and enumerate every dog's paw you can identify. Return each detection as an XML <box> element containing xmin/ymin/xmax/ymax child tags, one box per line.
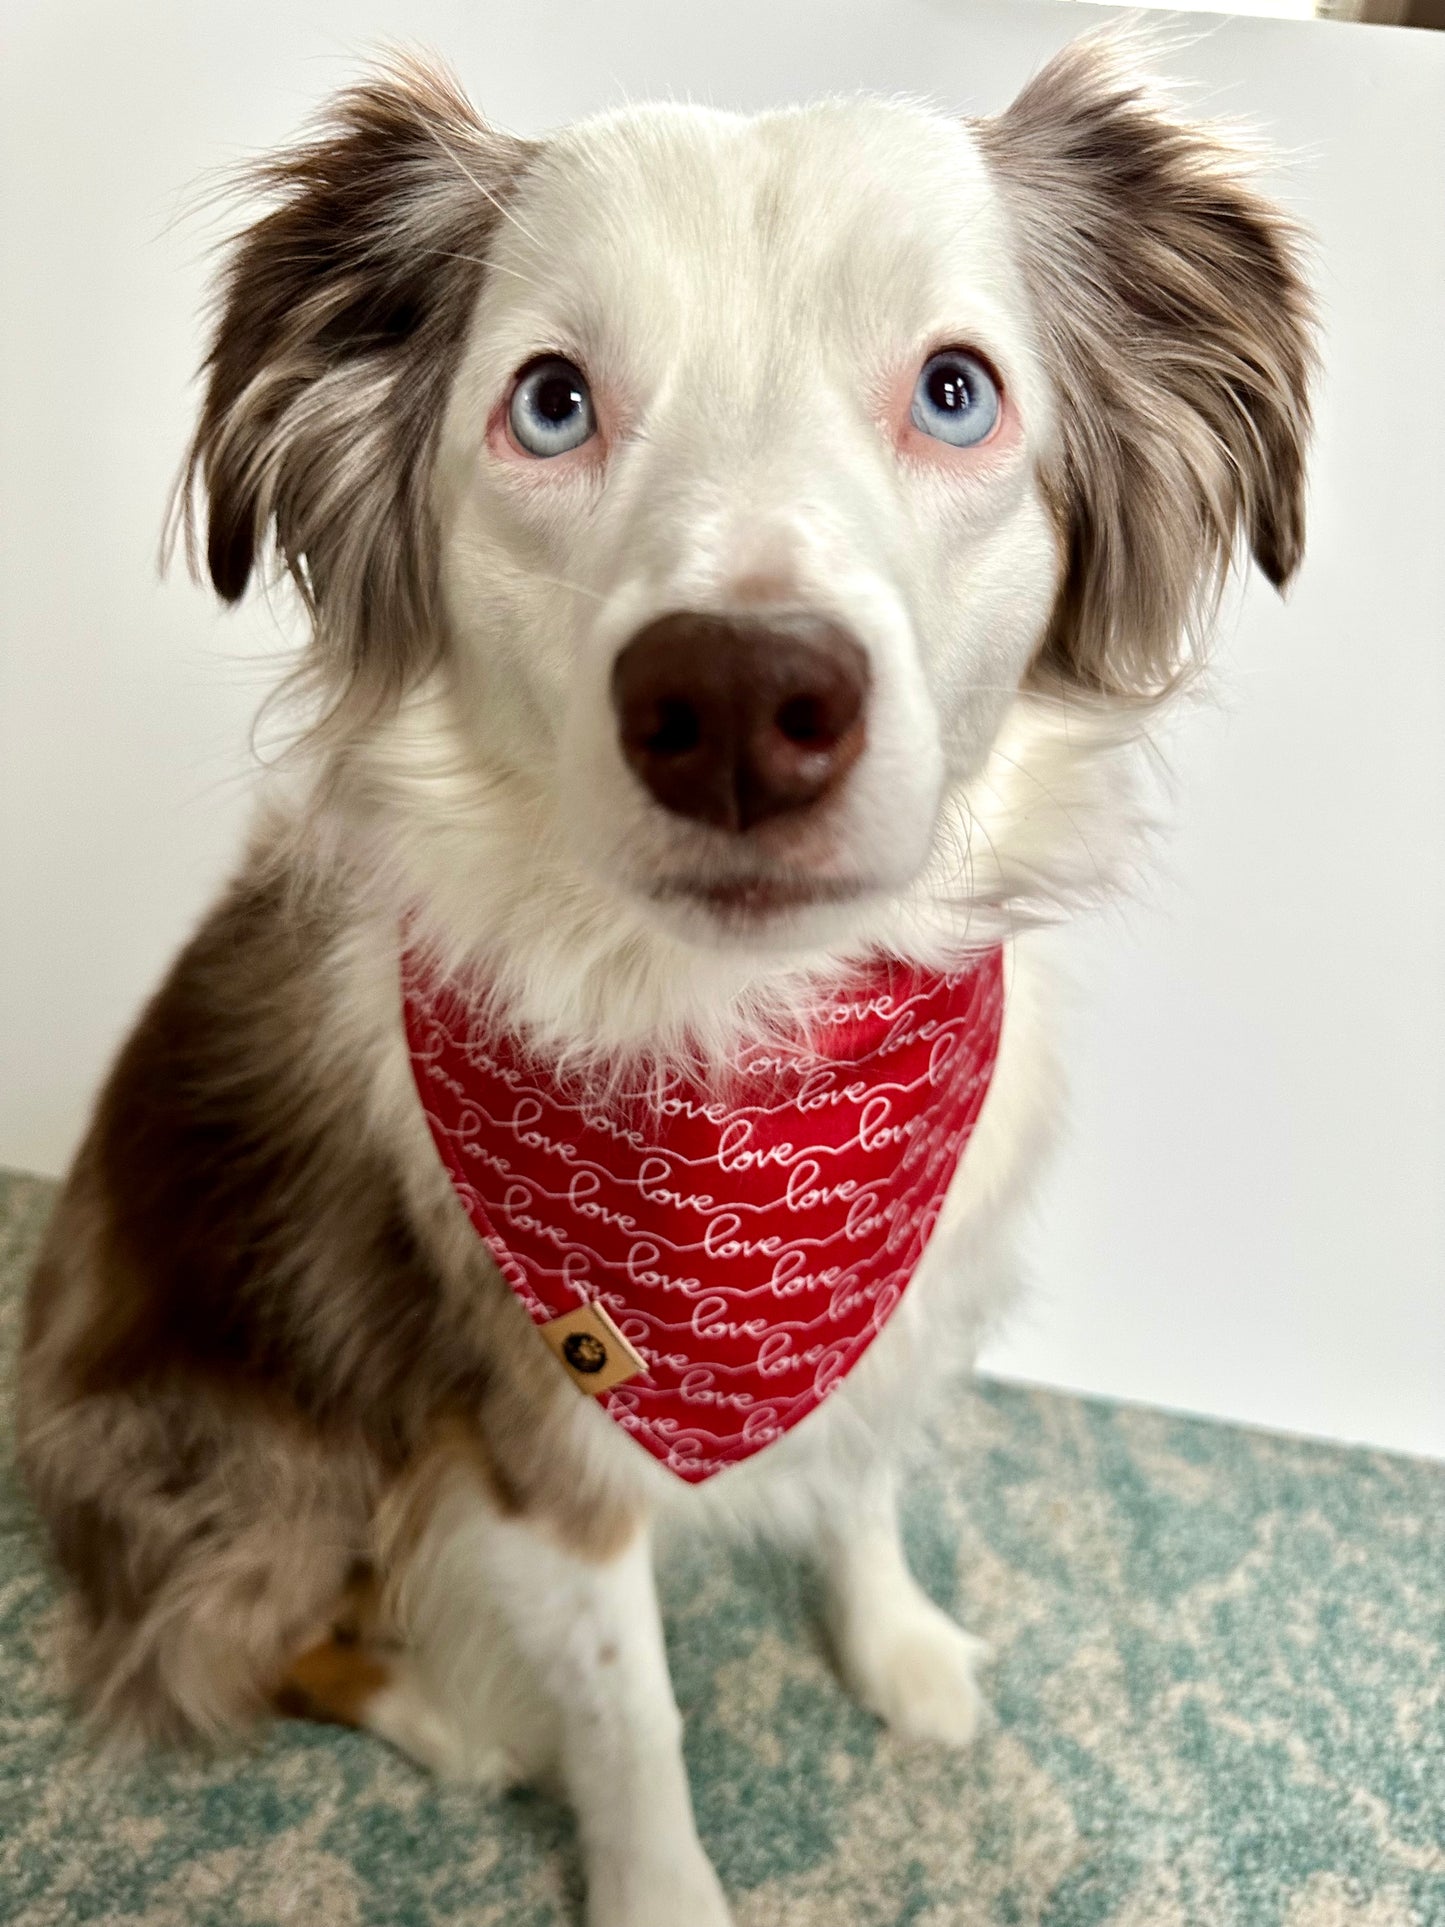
<box><xmin>586</xmin><ymin>1846</ymin><xmax>733</xmax><ymax>1927</ymax></box>
<box><xmin>355</xmin><ymin>1667</ymin><xmax>470</xmax><ymax>1779</ymax></box>
<box><xmin>842</xmin><ymin>1602</ymin><xmax>989</xmax><ymax>1748</ymax></box>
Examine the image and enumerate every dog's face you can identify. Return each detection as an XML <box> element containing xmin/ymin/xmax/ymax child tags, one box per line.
<box><xmin>435</xmin><ymin>102</ymin><xmax>1058</xmax><ymax>948</ymax></box>
<box><xmin>183</xmin><ymin>39</ymin><xmax>1314</xmax><ymax>968</ymax></box>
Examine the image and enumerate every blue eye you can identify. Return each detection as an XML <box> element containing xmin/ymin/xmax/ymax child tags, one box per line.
<box><xmin>508</xmin><ymin>356</ymin><xmax>596</xmax><ymax>457</ymax></box>
<box><xmin>910</xmin><ymin>350</ymin><xmax>1000</xmax><ymax>449</ymax></box>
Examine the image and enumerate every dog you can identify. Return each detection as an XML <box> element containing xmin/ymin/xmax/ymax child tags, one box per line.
<box><xmin>17</xmin><ymin>32</ymin><xmax>1314</xmax><ymax>1927</ymax></box>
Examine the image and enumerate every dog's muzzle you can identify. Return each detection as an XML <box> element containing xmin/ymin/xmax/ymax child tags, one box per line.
<box><xmin>610</xmin><ymin>611</ymin><xmax>870</xmax><ymax>833</ymax></box>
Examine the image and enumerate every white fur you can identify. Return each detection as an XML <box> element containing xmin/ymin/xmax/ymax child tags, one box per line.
<box><xmin>284</xmin><ymin>97</ymin><xmax>1154</xmax><ymax>1927</ymax></box>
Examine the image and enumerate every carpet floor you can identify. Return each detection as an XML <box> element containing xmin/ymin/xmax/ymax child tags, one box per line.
<box><xmin>0</xmin><ymin>1168</ymin><xmax>1441</xmax><ymax>1927</ymax></box>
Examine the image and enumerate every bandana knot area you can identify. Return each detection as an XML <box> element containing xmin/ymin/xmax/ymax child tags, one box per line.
<box><xmin>403</xmin><ymin>948</ymin><xmax>1005</xmax><ymax>1483</ymax></box>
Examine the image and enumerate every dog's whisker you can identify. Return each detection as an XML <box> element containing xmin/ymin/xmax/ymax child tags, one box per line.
<box><xmin>981</xmin><ymin>747</ymin><xmax>1111</xmax><ymax>903</ymax></box>
<box><xmin>527</xmin><ymin>572</ymin><xmax>609</xmax><ymax>605</ymax></box>
<box><xmin>413</xmin><ymin>115</ymin><xmax>545</xmax><ymax>251</ymax></box>
<box><xmin>422</xmin><ymin>249</ymin><xmax>546</xmax><ymax>295</ymax></box>
<box><xmin>960</xmin><ymin>801</ymin><xmax>1025</xmax><ymax>944</ymax></box>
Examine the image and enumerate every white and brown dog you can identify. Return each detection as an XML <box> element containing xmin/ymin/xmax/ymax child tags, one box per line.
<box><xmin>18</xmin><ymin>33</ymin><xmax>1314</xmax><ymax>1927</ymax></box>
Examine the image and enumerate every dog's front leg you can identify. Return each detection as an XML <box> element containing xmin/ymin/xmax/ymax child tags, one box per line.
<box><xmin>483</xmin><ymin>1509</ymin><xmax>731</xmax><ymax>1927</ymax></box>
<box><xmin>816</xmin><ymin>1462</ymin><xmax>988</xmax><ymax>1747</ymax></box>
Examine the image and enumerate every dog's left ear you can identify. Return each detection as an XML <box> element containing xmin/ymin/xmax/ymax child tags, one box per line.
<box><xmin>177</xmin><ymin>53</ymin><xmax>534</xmax><ymax>722</ymax></box>
<box><xmin>979</xmin><ymin>32</ymin><xmax>1318</xmax><ymax>701</ymax></box>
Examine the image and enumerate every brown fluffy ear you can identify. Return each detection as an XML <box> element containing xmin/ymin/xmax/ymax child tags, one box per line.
<box><xmin>177</xmin><ymin>53</ymin><xmax>533</xmax><ymax>717</ymax></box>
<box><xmin>978</xmin><ymin>31</ymin><xmax>1318</xmax><ymax>701</ymax></box>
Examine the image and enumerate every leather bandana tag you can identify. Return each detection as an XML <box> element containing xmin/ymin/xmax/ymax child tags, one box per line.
<box><xmin>540</xmin><ymin>1301</ymin><xmax>649</xmax><ymax>1396</ymax></box>
<box><xmin>403</xmin><ymin>949</ymin><xmax>1005</xmax><ymax>1483</ymax></box>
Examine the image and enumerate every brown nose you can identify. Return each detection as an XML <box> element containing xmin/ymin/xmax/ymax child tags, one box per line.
<box><xmin>611</xmin><ymin>612</ymin><xmax>870</xmax><ymax>832</ymax></box>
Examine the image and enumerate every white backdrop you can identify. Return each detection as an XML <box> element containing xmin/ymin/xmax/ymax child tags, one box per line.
<box><xmin>3</xmin><ymin>0</ymin><xmax>1442</xmax><ymax>1459</ymax></box>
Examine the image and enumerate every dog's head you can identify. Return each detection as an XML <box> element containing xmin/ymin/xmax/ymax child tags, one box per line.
<box><xmin>182</xmin><ymin>38</ymin><xmax>1313</xmax><ymax>980</ymax></box>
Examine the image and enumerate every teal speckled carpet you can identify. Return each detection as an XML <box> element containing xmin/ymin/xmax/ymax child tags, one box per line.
<box><xmin>1</xmin><ymin>1167</ymin><xmax>1441</xmax><ymax>1927</ymax></box>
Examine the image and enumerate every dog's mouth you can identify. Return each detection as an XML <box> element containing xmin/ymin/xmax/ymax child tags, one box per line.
<box><xmin>652</xmin><ymin>872</ymin><xmax>876</xmax><ymax>925</ymax></box>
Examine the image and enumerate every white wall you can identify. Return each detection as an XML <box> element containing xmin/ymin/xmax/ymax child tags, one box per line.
<box><xmin>3</xmin><ymin>0</ymin><xmax>1441</xmax><ymax>1459</ymax></box>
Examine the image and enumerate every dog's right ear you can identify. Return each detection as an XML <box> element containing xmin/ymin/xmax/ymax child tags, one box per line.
<box><xmin>179</xmin><ymin>53</ymin><xmax>533</xmax><ymax>713</ymax></box>
<box><xmin>979</xmin><ymin>30</ymin><xmax>1317</xmax><ymax>703</ymax></box>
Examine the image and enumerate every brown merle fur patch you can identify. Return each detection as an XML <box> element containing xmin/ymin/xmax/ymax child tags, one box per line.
<box><xmin>18</xmin><ymin>831</ymin><xmax>639</xmax><ymax>1744</ymax></box>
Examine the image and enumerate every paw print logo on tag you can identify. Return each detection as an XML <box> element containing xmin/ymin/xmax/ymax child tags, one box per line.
<box><xmin>541</xmin><ymin>1303</ymin><xmax>648</xmax><ymax>1396</ymax></box>
<box><xmin>563</xmin><ymin>1331</ymin><xmax>608</xmax><ymax>1375</ymax></box>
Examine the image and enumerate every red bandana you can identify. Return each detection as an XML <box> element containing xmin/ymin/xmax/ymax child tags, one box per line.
<box><xmin>403</xmin><ymin>948</ymin><xmax>1005</xmax><ymax>1482</ymax></box>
